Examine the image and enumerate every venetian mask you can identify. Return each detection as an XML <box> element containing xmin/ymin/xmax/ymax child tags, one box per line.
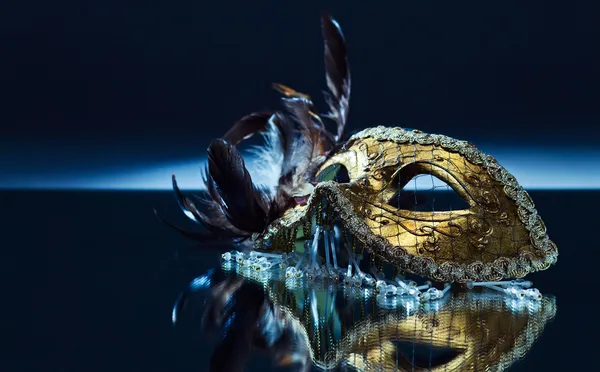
<box><xmin>158</xmin><ymin>13</ymin><xmax>557</xmax><ymax>284</ymax></box>
<box><xmin>255</xmin><ymin>126</ymin><xmax>558</xmax><ymax>283</ymax></box>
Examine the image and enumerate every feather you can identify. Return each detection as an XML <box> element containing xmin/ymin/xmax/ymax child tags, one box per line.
<box><xmin>201</xmin><ymin>168</ymin><xmax>241</xmax><ymax>231</ymax></box>
<box><xmin>161</xmin><ymin>14</ymin><xmax>353</xmax><ymax>245</ymax></box>
<box><xmin>321</xmin><ymin>13</ymin><xmax>351</xmax><ymax>142</ymax></box>
<box><xmin>272</xmin><ymin>83</ymin><xmax>312</xmax><ymax>101</ymax></box>
<box><xmin>303</xmin><ymin>154</ymin><xmax>328</xmax><ymax>182</ymax></box>
<box><xmin>190</xmin><ymin>195</ymin><xmax>250</xmax><ymax>240</ymax></box>
<box><xmin>222</xmin><ymin>112</ymin><xmax>272</xmax><ymax>146</ymax></box>
<box><xmin>279</xmin><ymin>98</ymin><xmax>331</xmax><ymax>195</ymax></box>
<box><xmin>207</xmin><ymin>139</ymin><xmax>269</xmax><ymax>233</ymax></box>
<box><xmin>282</xmin><ymin>97</ymin><xmax>317</xmax><ymax>137</ymax></box>
<box><xmin>281</xmin><ymin>97</ymin><xmax>317</xmax><ymax>166</ymax></box>
<box><xmin>154</xmin><ymin>208</ymin><xmax>222</xmax><ymax>242</ymax></box>
<box><xmin>272</xmin><ymin>83</ymin><xmax>338</xmax><ymax>149</ymax></box>
<box><xmin>246</xmin><ymin>115</ymin><xmax>285</xmax><ymax>190</ymax></box>
<box><xmin>155</xmin><ymin>175</ymin><xmax>250</xmax><ymax>243</ymax></box>
<box><xmin>269</xmin><ymin>113</ymin><xmax>298</xmax><ymax>180</ymax></box>
<box><xmin>243</xmin><ymin>112</ymin><xmax>300</xmax><ymax>222</ymax></box>
<box><xmin>272</xmin><ymin>113</ymin><xmax>296</xmax><ymax>175</ymax></box>
<box><xmin>171</xmin><ymin>174</ymin><xmax>240</xmax><ymax>236</ymax></box>
<box><xmin>273</xmin><ymin>84</ymin><xmax>332</xmax><ymax>145</ymax></box>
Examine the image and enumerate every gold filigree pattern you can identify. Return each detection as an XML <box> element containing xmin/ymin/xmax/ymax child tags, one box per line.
<box><xmin>255</xmin><ymin>126</ymin><xmax>558</xmax><ymax>283</ymax></box>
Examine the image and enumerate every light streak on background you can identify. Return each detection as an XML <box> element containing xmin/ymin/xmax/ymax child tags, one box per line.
<box><xmin>1</xmin><ymin>147</ymin><xmax>599</xmax><ymax>190</ymax></box>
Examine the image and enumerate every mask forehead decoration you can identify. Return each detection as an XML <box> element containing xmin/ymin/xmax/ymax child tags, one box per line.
<box><xmin>158</xmin><ymin>13</ymin><xmax>557</xmax><ymax>287</ymax></box>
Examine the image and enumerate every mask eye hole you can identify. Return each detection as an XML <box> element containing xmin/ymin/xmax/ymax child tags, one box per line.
<box><xmin>386</xmin><ymin>174</ymin><xmax>470</xmax><ymax>212</ymax></box>
<box><xmin>316</xmin><ymin>163</ymin><xmax>350</xmax><ymax>183</ymax></box>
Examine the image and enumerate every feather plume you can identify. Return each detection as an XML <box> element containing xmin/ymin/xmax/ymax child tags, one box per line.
<box><xmin>272</xmin><ymin>84</ymin><xmax>333</xmax><ymax>144</ymax></box>
<box><xmin>282</xmin><ymin>97</ymin><xmax>316</xmax><ymax>164</ymax></box>
<box><xmin>279</xmin><ymin>97</ymin><xmax>332</xmax><ymax>195</ymax></box>
<box><xmin>207</xmin><ymin>139</ymin><xmax>269</xmax><ymax>233</ymax></box>
<box><xmin>171</xmin><ymin>174</ymin><xmax>241</xmax><ymax>237</ymax></box>
<box><xmin>153</xmin><ymin>175</ymin><xmax>251</xmax><ymax>246</ymax></box>
<box><xmin>160</xmin><ymin>14</ymin><xmax>352</xmax><ymax>246</ymax></box>
<box><xmin>153</xmin><ymin>208</ymin><xmax>229</xmax><ymax>242</ymax></box>
<box><xmin>199</xmin><ymin>171</ymin><xmax>251</xmax><ymax>235</ymax></box>
<box><xmin>246</xmin><ymin>115</ymin><xmax>285</xmax><ymax>190</ymax></box>
<box><xmin>222</xmin><ymin>112</ymin><xmax>272</xmax><ymax>146</ymax></box>
<box><xmin>272</xmin><ymin>113</ymin><xmax>296</xmax><ymax>175</ymax></box>
<box><xmin>272</xmin><ymin>83</ymin><xmax>312</xmax><ymax>101</ymax></box>
<box><xmin>321</xmin><ymin>13</ymin><xmax>351</xmax><ymax>142</ymax></box>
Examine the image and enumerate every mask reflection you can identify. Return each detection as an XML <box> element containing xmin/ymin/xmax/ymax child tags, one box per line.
<box><xmin>173</xmin><ymin>268</ymin><xmax>556</xmax><ymax>372</ymax></box>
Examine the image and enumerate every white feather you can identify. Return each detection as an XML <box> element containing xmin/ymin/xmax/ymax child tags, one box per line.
<box><xmin>245</xmin><ymin>119</ymin><xmax>284</xmax><ymax>192</ymax></box>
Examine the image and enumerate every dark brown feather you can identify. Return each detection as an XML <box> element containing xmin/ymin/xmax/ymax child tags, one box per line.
<box><xmin>222</xmin><ymin>112</ymin><xmax>272</xmax><ymax>146</ymax></box>
<box><xmin>272</xmin><ymin>84</ymin><xmax>331</xmax><ymax>142</ymax></box>
<box><xmin>272</xmin><ymin>83</ymin><xmax>312</xmax><ymax>101</ymax></box>
<box><xmin>321</xmin><ymin>13</ymin><xmax>351</xmax><ymax>141</ymax></box>
<box><xmin>153</xmin><ymin>208</ymin><xmax>246</xmax><ymax>244</ymax></box>
<box><xmin>162</xmin><ymin>14</ymin><xmax>352</xmax><ymax>244</ymax></box>
<box><xmin>281</xmin><ymin>97</ymin><xmax>316</xmax><ymax>145</ymax></box>
<box><xmin>170</xmin><ymin>174</ymin><xmax>249</xmax><ymax>239</ymax></box>
<box><xmin>190</xmin><ymin>192</ymin><xmax>250</xmax><ymax>238</ymax></box>
<box><xmin>280</xmin><ymin>97</ymin><xmax>332</xmax><ymax>181</ymax></box>
<box><xmin>207</xmin><ymin>139</ymin><xmax>269</xmax><ymax>233</ymax></box>
<box><xmin>172</xmin><ymin>174</ymin><xmax>226</xmax><ymax>232</ymax></box>
<box><xmin>268</xmin><ymin>113</ymin><xmax>295</xmax><ymax>176</ymax></box>
<box><xmin>202</xmin><ymin>168</ymin><xmax>225</xmax><ymax>210</ymax></box>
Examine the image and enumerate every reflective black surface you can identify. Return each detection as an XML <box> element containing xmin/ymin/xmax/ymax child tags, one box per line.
<box><xmin>2</xmin><ymin>191</ymin><xmax>598</xmax><ymax>371</ymax></box>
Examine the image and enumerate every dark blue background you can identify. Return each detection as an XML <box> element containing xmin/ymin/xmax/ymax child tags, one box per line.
<box><xmin>1</xmin><ymin>0</ymin><xmax>599</xmax><ymax>152</ymax></box>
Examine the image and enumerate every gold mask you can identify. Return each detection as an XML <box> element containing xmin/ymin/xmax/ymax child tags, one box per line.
<box><xmin>161</xmin><ymin>13</ymin><xmax>557</xmax><ymax>284</ymax></box>
<box><xmin>256</xmin><ymin>126</ymin><xmax>558</xmax><ymax>283</ymax></box>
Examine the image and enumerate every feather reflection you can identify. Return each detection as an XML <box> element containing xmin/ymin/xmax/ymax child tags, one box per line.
<box><xmin>173</xmin><ymin>268</ymin><xmax>556</xmax><ymax>371</ymax></box>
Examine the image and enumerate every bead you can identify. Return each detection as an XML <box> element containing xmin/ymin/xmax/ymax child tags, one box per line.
<box><xmin>422</xmin><ymin>288</ymin><xmax>442</xmax><ymax>301</ymax></box>
<box><xmin>285</xmin><ymin>267</ymin><xmax>296</xmax><ymax>278</ymax></box>
<box><xmin>524</xmin><ymin>288</ymin><xmax>542</xmax><ymax>301</ymax></box>
<box><xmin>364</xmin><ymin>277</ymin><xmax>376</xmax><ymax>287</ymax></box>
<box><xmin>505</xmin><ymin>286</ymin><xmax>526</xmax><ymax>299</ymax></box>
<box><xmin>384</xmin><ymin>285</ymin><xmax>398</xmax><ymax>296</ymax></box>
